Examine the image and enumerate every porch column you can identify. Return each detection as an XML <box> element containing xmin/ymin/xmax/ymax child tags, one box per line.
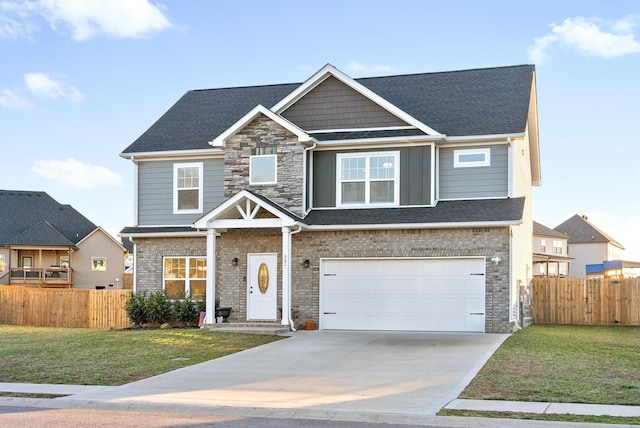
<box><xmin>205</xmin><ymin>228</ymin><xmax>216</xmax><ymax>324</ymax></box>
<box><xmin>281</xmin><ymin>226</ymin><xmax>291</xmax><ymax>326</ymax></box>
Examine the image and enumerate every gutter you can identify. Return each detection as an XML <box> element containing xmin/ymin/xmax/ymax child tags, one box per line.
<box><xmin>302</xmin><ymin>220</ymin><xmax>523</xmax><ymax>232</ymax></box>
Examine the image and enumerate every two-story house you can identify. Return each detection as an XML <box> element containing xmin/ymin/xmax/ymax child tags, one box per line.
<box><xmin>120</xmin><ymin>64</ymin><xmax>541</xmax><ymax>333</ymax></box>
<box><xmin>532</xmin><ymin>221</ymin><xmax>571</xmax><ymax>277</ymax></box>
<box><xmin>554</xmin><ymin>214</ymin><xmax>628</xmax><ymax>278</ymax></box>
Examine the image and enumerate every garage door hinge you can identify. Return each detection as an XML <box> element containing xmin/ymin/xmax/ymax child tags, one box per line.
<box><xmin>470</xmin><ymin>273</ymin><xmax>485</xmax><ymax>276</ymax></box>
<box><xmin>470</xmin><ymin>312</ymin><xmax>485</xmax><ymax>315</ymax></box>
<box><xmin>323</xmin><ymin>312</ymin><xmax>337</xmax><ymax>315</ymax></box>
<box><xmin>323</xmin><ymin>273</ymin><xmax>337</xmax><ymax>276</ymax></box>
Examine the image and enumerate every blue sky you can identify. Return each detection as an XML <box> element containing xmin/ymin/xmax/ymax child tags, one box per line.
<box><xmin>2</xmin><ymin>0</ymin><xmax>639</xmax><ymax>260</ymax></box>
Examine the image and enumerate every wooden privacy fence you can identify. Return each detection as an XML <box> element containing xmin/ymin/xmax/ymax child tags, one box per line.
<box><xmin>0</xmin><ymin>287</ymin><xmax>131</xmax><ymax>329</ymax></box>
<box><xmin>531</xmin><ymin>277</ymin><xmax>640</xmax><ymax>325</ymax></box>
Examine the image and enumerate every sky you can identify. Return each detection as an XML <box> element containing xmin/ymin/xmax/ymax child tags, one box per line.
<box><xmin>2</xmin><ymin>0</ymin><xmax>639</xmax><ymax>260</ymax></box>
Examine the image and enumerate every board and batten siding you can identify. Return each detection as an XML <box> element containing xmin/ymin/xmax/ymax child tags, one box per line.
<box><xmin>311</xmin><ymin>145</ymin><xmax>433</xmax><ymax>208</ymax></box>
<box><xmin>137</xmin><ymin>158</ymin><xmax>224</xmax><ymax>226</ymax></box>
<box><xmin>438</xmin><ymin>145</ymin><xmax>508</xmax><ymax>200</ymax></box>
<box><xmin>282</xmin><ymin>76</ymin><xmax>408</xmax><ymax>131</ymax></box>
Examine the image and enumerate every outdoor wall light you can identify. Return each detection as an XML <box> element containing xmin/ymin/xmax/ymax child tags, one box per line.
<box><xmin>232</xmin><ymin>257</ymin><xmax>238</xmax><ymax>267</ymax></box>
<box><xmin>303</xmin><ymin>259</ymin><xmax>310</xmax><ymax>268</ymax></box>
<box><xmin>491</xmin><ymin>256</ymin><xmax>502</xmax><ymax>265</ymax></box>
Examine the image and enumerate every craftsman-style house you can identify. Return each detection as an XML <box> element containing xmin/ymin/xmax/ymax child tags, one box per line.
<box><xmin>0</xmin><ymin>190</ymin><xmax>125</xmax><ymax>289</ymax></box>
<box><xmin>120</xmin><ymin>64</ymin><xmax>541</xmax><ymax>333</ymax></box>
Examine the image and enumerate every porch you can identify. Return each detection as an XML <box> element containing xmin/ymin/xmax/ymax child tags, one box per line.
<box><xmin>9</xmin><ymin>266</ymin><xmax>72</xmax><ymax>288</ymax></box>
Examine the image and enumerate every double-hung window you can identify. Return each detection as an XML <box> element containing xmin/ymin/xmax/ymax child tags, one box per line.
<box><xmin>336</xmin><ymin>151</ymin><xmax>399</xmax><ymax>207</ymax></box>
<box><xmin>552</xmin><ymin>240</ymin><xmax>563</xmax><ymax>254</ymax></box>
<box><xmin>174</xmin><ymin>162</ymin><xmax>203</xmax><ymax>214</ymax></box>
<box><xmin>163</xmin><ymin>257</ymin><xmax>206</xmax><ymax>299</ymax></box>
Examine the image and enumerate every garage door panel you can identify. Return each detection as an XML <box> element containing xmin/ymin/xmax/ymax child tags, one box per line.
<box><xmin>321</xmin><ymin>258</ymin><xmax>485</xmax><ymax>332</ymax></box>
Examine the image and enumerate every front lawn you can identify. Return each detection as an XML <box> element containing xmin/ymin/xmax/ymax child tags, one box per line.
<box><xmin>460</xmin><ymin>324</ymin><xmax>640</xmax><ymax>405</ymax></box>
<box><xmin>0</xmin><ymin>325</ymin><xmax>284</xmax><ymax>386</ymax></box>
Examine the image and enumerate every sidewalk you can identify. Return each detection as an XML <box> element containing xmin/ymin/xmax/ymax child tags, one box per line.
<box><xmin>446</xmin><ymin>398</ymin><xmax>640</xmax><ymax>417</ymax></box>
<box><xmin>2</xmin><ymin>382</ymin><xmax>640</xmax><ymax>420</ymax></box>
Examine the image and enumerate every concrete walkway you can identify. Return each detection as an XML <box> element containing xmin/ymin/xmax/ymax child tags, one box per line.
<box><xmin>1</xmin><ymin>331</ymin><xmax>639</xmax><ymax>424</ymax></box>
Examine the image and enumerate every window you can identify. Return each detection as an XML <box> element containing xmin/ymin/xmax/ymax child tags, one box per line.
<box><xmin>540</xmin><ymin>239</ymin><xmax>546</xmax><ymax>252</ymax></box>
<box><xmin>553</xmin><ymin>240</ymin><xmax>563</xmax><ymax>254</ymax></box>
<box><xmin>60</xmin><ymin>256</ymin><xmax>69</xmax><ymax>268</ymax></box>
<box><xmin>163</xmin><ymin>257</ymin><xmax>206</xmax><ymax>300</ymax></box>
<box><xmin>336</xmin><ymin>151</ymin><xmax>399</xmax><ymax>206</ymax></box>
<box><xmin>250</xmin><ymin>155</ymin><xmax>277</xmax><ymax>184</ymax></box>
<box><xmin>174</xmin><ymin>163</ymin><xmax>203</xmax><ymax>214</ymax></box>
<box><xmin>91</xmin><ymin>257</ymin><xmax>106</xmax><ymax>271</ymax></box>
<box><xmin>22</xmin><ymin>256</ymin><xmax>32</xmax><ymax>268</ymax></box>
<box><xmin>0</xmin><ymin>254</ymin><xmax>5</xmax><ymax>273</ymax></box>
<box><xmin>454</xmin><ymin>148</ymin><xmax>491</xmax><ymax>168</ymax></box>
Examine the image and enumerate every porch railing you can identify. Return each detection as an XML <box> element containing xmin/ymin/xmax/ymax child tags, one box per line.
<box><xmin>9</xmin><ymin>267</ymin><xmax>72</xmax><ymax>287</ymax></box>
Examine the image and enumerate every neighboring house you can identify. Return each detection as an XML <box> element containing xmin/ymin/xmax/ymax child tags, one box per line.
<box><xmin>532</xmin><ymin>221</ymin><xmax>571</xmax><ymax>277</ymax></box>
<box><xmin>120</xmin><ymin>64</ymin><xmax>541</xmax><ymax>333</ymax></box>
<box><xmin>0</xmin><ymin>190</ymin><xmax>125</xmax><ymax>289</ymax></box>
<box><xmin>554</xmin><ymin>214</ymin><xmax>627</xmax><ymax>278</ymax></box>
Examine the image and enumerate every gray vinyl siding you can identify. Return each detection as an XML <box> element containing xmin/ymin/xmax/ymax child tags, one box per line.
<box><xmin>137</xmin><ymin>158</ymin><xmax>224</xmax><ymax>226</ymax></box>
<box><xmin>439</xmin><ymin>145</ymin><xmax>508</xmax><ymax>199</ymax></box>
<box><xmin>282</xmin><ymin>76</ymin><xmax>408</xmax><ymax>131</ymax></box>
<box><xmin>311</xmin><ymin>146</ymin><xmax>432</xmax><ymax>208</ymax></box>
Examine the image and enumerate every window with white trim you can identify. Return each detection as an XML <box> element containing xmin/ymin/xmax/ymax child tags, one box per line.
<box><xmin>540</xmin><ymin>239</ymin><xmax>547</xmax><ymax>253</ymax></box>
<box><xmin>174</xmin><ymin>163</ymin><xmax>203</xmax><ymax>214</ymax></box>
<box><xmin>336</xmin><ymin>151</ymin><xmax>399</xmax><ymax>206</ymax></box>
<box><xmin>250</xmin><ymin>155</ymin><xmax>277</xmax><ymax>184</ymax></box>
<box><xmin>163</xmin><ymin>257</ymin><xmax>206</xmax><ymax>300</ymax></box>
<box><xmin>454</xmin><ymin>148</ymin><xmax>491</xmax><ymax>168</ymax></box>
<box><xmin>553</xmin><ymin>240</ymin><xmax>563</xmax><ymax>254</ymax></box>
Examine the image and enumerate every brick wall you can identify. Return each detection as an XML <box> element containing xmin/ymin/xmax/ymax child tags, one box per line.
<box><xmin>135</xmin><ymin>227</ymin><xmax>513</xmax><ymax>333</ymax></box>
<box><xmin>134</xmin><ymin>237</ymin><xmax>206</xmax><ymax>293</ymax></box>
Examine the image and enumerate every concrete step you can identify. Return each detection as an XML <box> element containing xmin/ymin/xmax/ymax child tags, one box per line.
<box><xmin>205</xmin><ymin>322</ymin><xmax>290</xmax><ymax>335</ymax></box>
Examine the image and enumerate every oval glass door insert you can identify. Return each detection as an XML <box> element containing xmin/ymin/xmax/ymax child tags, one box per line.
<box><xmin>258</xmin><ymin>262</ymin><xmax>269</xmax><ymax>294</ymax></box>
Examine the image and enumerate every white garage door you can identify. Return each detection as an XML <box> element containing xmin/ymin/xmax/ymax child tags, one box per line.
<box><xmin>320</xmin><ymin>258</ymin><xmax>486</xmax><ymax>332</ymax></box>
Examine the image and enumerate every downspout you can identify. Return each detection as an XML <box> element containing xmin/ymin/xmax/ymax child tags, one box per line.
<box><xmin>287</xmin><ymin>225</ymin><xmax>304</xmax><ymax>331</ymax></box>
<box><xmin>302</xmin><ymin>141</ymin><xmax>317</xmax><ymax>215</ymax></box>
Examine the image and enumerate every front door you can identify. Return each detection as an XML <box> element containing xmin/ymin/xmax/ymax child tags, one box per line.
<box><xmin>247</xmin><ymin>253</ymin><xmax>277</xmax><ymax>320</ymax></box>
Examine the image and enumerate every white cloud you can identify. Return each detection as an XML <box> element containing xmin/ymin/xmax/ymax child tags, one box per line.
<box><xmin>24</xmin><ymin>72</ymin><xmax>83</xmax><ymax>101</ymax></box>
<box><xmin>38</xmin><ymin>0</ymin><xmax>172</xmax><ymax>40</ymax></box>
<box><xmin>0</xmin><ymin>0</ymin><xmax>171</xmax><ymax>40</ymax></box>
<box><xmin>529</xmin><ymin>16</ymin><xmax>640</xmax><ymax>63</ymax></box>
<box><xmin>32</xmin><ymin>158</ymin><xmax>124</xmax><ymax>190</ymax></box>
<box><xmin>0</xmin><ymin>88</ymin><xmax>32</xmax><ymax>108</ymax></box>
<box><xmin>346</xmin><ymin>61</ymin><xmax>398</xmax><ymax>75</ymax></box>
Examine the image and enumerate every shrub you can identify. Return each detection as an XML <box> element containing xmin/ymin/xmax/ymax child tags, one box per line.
<box><xmin>146</xmin><ymin>290</ymin><xmax>173</xmax><ymax>324</ymax></box>
<box><xmin>124</xmin><ymin>292</ymin><xmax>148</xmax><ymax>327</ymax></box>
<box><xmin>173</xmin><ymin>294</ymin><xmax>199</xmax><ymax>323</ymax></box>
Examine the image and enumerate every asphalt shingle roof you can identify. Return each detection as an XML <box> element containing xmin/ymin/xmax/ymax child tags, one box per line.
<box><xmin>122</xmin><ymin>65</ymin><xmax>534</xmax><ymax>154</ymax></box>
<box><xmin>533</xmin><ymin>221</ymin><xmax>566</xmax><ymax>238</ymax></box>
<box><xmin>554</xmin><ymin>214</ymin><xmax>624</xmax><ymax>249</ymax></box>
<box><xmin>0</xmin><ymin>190</ymin><xmax>97</xmax><ymax>247</ymax></box>
<box><xmin>303</xmin><ymin>198</ymin><xmax>525</xmax><ymax>226</ymax></box>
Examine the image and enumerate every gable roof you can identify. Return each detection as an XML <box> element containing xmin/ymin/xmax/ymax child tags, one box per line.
<box><xmin>0</xmin><ymin>190</ymin><xmax>97</xmax><ymax>247</ymax></box>
<box><xmin>121</xmin><ymin>64</ymin><xmax>535</xmax><ymax>156</ymax></box>
<box><xmin>533</xmin><ymin>221</ymin><xmax>566</xmax><ymax>238</ymax></box>
<box><xmin>554</xmin><ymin>214</ymin><xmax>624</xmax><ymax>249</ymax></box>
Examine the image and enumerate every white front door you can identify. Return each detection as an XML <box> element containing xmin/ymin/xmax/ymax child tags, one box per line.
<box><xmin>247</xmin><ymin>253</ymin><xmax>278</xmax><ymax>320</ymax></box>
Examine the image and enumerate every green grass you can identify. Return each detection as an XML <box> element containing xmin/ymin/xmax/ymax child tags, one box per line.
<box><xmin>0</xmin><ymin>325</ymin><xmax>284</xmax><ymax>386</ymax></box>
<box><xmin>459</xmin><ymin>325</ymin><xmax>640</xmax><ymax>406</ymax></box>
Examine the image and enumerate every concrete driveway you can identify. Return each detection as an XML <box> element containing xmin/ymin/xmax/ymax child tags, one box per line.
<box><xmin>62</xmin><ymin>331</ymin><xmax>507</xmax><ymax>419</ymax></box>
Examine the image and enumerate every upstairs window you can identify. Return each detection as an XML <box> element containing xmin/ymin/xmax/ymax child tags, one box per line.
<box><xmin>250</xmin><ymin>155</ymin><xmax>277</xmax><ymax>185</ymax></box>
<box><xmin>553</xmin><ymin>240</ymin><xmax>563</xmax><ymax>254</ymax></box>
<box><xmin>540</xmin><ymin>239</ymin><xmax>547</xmax><ymax>252</ymax></box>
<box><xmin>174</xmin><ymin>162</ymin><xmax>203</xmax><ymax>214</ymax></box>
<box><xmin>336</xmin><ymin>152</ymin><xmax>399</xmax><ymax>207</ymax></box>
<box><xmin>454</xmin><ymin>148</ymin><xmax>491</xmax><ymax>168</ymax></box>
